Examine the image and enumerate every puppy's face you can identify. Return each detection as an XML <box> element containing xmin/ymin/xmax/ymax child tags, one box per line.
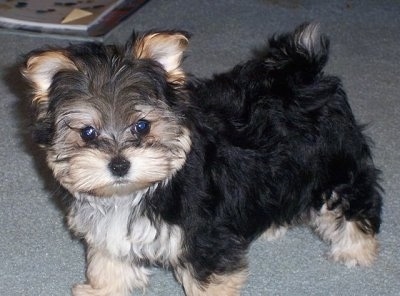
<box><xmin>23</xmin><ymin>32</ymin><xmax>191</xmax><ymax>197</ymax></box>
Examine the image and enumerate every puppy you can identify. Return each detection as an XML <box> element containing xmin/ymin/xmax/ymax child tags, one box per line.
<box><xmin>22</xmin><ymin>23</ymin><xmax>382</xmax><ymax>296</ymax></box>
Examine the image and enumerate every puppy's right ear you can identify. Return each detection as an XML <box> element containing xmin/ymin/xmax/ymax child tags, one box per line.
<box><xmin>22</xmin><ymin>50</ymin><xmax>77</xmax><ymax>119</ymax></box>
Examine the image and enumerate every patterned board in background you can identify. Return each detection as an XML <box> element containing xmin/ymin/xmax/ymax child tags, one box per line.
<box><xmin>0</xmin><ymin>0</ymin><xmax>148</xmax><ymax>36</ymax></box>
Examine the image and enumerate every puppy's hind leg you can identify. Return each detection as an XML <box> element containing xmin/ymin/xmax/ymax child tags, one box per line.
<box><xmin>310</xmin><ymin>167</ymin><xmax>382</xmax><ymax>267</ymax></box>
<box><xmin>175</xmin><ymin>266</ymin><xmax>248</xmax><ymax>296</ymax></box>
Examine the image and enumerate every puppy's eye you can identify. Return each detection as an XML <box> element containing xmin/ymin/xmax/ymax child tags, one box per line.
<box><xmin>80</xmin><ymin>126</ymin><xmax>98</xmax><ymax>141</ymax></box>
<box><xmin>132</xmin><ymin>119</ymin><xmax>150</xmax><ymax>136</ymax></box>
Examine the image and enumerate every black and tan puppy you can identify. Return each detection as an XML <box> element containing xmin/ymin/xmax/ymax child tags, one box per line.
<box><xmin>22</xmin><ymin>23</ymin><xmax>382</xmax><ymax>296</ymax></box>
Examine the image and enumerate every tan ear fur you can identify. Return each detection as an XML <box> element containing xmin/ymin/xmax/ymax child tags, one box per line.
<box><xmin>133</xmin><ymin>32</ymin><xmax>189</xmax><ymax>84</ymax></box>
<box><xmin>22</xmin><ymin>51</ymin><xmax>77</xmax><ymax>118</ymax></box>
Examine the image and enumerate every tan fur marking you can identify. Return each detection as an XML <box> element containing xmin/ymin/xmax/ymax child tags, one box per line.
<box><xmin>262</xmin><ymin>224</ymin><xmax>288</xmax><ymax>241</ymax></box>
<box><xmin>133</xmin><ymin>32</ymin><xmax>189</xmax><ymax>84</ymax></box>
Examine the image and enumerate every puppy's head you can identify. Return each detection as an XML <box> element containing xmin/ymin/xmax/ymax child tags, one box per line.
<box><xmin>22</xmin><ymin>31</ymin><xmax>192</xmax><ymax>197</ymax></box>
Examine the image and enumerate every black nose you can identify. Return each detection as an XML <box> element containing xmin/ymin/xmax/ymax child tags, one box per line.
<box><xmin>109</xmin><ymin>157</ymin><xmax>130</xmax><ymax>177</ymax></box>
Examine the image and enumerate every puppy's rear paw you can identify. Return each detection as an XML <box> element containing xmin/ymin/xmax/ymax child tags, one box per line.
<box><xmin>314</xmin><ymin>190</ymin><xmax>379</xmax><ymax>268</ymax></box>
<box><xmin>328</xmin><ymin>226</ymin><xmax>378</xmax><ymax>267</ymax></box>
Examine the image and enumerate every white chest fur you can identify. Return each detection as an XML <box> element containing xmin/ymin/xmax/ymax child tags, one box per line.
<box><xmin>68</xmin><ymin>194</ymin><xmax>182</xmax><ymax>266</ymax></box>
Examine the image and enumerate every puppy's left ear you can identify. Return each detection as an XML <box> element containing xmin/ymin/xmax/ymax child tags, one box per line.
<box><xmin>132</xmin><ymin>31</ymin><xmax>189</xmax><ymax>84</ymax></box>
<box><xmin>22</xmin><ymin>50</ymin><xmax>78</xmax><ymax>145</ymax></box>
<box><xmin>22</xmin><ymin>50</ymin><xmax>77</xmax><ymax>119</ymax></box>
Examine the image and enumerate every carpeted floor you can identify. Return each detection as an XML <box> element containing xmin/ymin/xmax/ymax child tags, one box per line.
<box><xmin>0</xmin><ymin>1</ymin><xmax>399</xmax><ymax>295</ymax></box>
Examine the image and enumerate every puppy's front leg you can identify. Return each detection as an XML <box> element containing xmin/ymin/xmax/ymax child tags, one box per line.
<box><xmin>72</xmin><ymin>247</ymin><xmax>150</xmax><ymax>296</ymax></box>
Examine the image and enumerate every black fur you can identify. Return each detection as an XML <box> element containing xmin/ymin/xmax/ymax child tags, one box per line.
<box><xmin>152</xmin><ymin>25</ymin><xmax>382</xmax><ymax>281</ymax></box>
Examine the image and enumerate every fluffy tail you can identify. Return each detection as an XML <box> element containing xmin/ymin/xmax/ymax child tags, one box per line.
<box><xmin>262</xmin><ymin>22</ymin><xmax>329</xmax><ymax>85</ymax></box>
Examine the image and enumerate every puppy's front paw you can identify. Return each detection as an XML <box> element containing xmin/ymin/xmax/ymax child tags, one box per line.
<box><xmin>72</xmin><ymin>284</ymin><xmax>110</xmax><ymax>296</ymax></box>
<box><xmin>72</xmin><ymin>283</ymin><xmax>132</xmax><ymax>296</ymax></box>
<box><xmin>72</xmin><ymin>284</ymin><xmax>92</xmax><ymax>296</ymax></box>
